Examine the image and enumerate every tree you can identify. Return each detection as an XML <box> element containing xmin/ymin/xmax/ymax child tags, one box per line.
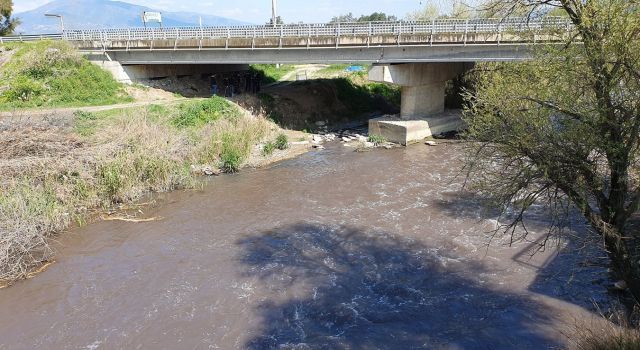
<box><xmin>357</xmin><ymin>12</ymin><xmax>397</xmax><ymax>22</ymax></box>
<box><xmin>0</xmin><ymin>0</ymin><xmax>19</xmax><ymax>36</ymax></box>
<box><xmin>330</xmin><ymin>13</ymin><xmax>356</xmax><ymax>23</ymax></box>
<box><xmin>266</xmin><ymin>16</ymin><xmax>284</xmax><ymax>26</ymax></box>
<box><xmin>406</xmin><ymin>3</ymin><xmax>441</xmax><ymax>21</ymax></box>
<box><xmin>330</xmin><ymin>12</ymin><xmax>397</xmax><ymax>23</ymax></box>
<box><xmin>464</xmin><ymin>0</ymin><xmax>640</xmax><ymax>301</ymax></box>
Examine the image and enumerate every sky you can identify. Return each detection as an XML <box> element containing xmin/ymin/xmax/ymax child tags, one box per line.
<box><xmin>13</xmin><ymin>0</ymin><xmax>459</xmax><ymax>23</ymax></box>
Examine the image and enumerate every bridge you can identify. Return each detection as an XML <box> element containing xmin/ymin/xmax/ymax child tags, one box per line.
<box><xmin>1</xmin><ymin>17</ymin><xmax>573</xmax><ymax>143</ymax></box>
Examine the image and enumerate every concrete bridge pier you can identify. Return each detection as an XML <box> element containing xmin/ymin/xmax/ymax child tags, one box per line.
<box><xmin>368</xmin><ymin>63</ymin><xmax>472</xmax><ymax>145</ymax></box>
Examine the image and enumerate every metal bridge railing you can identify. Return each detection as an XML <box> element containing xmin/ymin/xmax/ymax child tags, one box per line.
<box><xmin>0</xmin><ymin>17</ymin><xmax>572</xmax><ymax>44</ymax></box>
<box><xmin>0</xmin><ymin>33</ymin><xmax>62</xmax><ymax>43</ymax></box>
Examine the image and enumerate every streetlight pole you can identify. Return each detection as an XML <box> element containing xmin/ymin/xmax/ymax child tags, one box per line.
<box><xmin>44</xmin><ymin>14</ymin><xmax>64</xmax><ymax>33</ymax></box>
<box><xmin>271</xmin><ymin>0</ymin><xmax>277</xmax><ymax>27</ymax></box>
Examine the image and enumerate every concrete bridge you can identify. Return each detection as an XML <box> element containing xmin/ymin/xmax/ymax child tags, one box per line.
<box><xmin>2</xmin><ymin>17</ymin><xmax>573</xmax><ymax>143</ymax></box>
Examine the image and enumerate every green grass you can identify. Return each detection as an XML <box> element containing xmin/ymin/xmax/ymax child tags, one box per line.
<box><xmin>0</xmin><ymin>41</ymin><xmax>132</xmax><ymax>109</ymax></box>
<box><xmin>250</xmin><ymin>64</ymin><xmax>296</xmax><ymax>84</ymax></box>
<box><xmin>262</xmin><ymin>141</ymin><xmax>276</xmax><ymax>156</ymax></box>
<box><xmin>172</xmin><ymin>96</ymin><xmax>240</xmax><ymax>128</ymax></box>
<box><xmin>73</xmin><ymin>110</ymin><xmax>99</xmax><ymax>136</ymax></box>
<box><xmin>368</xmin><ymin>134</ymin><xmax>387</xmax><ymax>146</ymax></box>
<box><xmin>332</xmin><ymin>78</ymin><xmax>401</xmax><ymax>116</ymax></box>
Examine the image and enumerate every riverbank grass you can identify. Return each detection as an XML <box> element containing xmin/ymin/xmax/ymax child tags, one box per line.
<box><xmin>0</xmin><ymin>41</ymin><xmax>132</xmax><ymax>109</ymax></box>
<box><xmin>0</xmin><ymin>97</ymin><xmax>277</xmax><ymax>285</ymax></box>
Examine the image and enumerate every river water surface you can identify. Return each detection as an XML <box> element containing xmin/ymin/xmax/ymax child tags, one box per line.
<box><xmin>0</xmin><ymin>142</ymin><xmax>611</xmax><ymax>349</ymax></box>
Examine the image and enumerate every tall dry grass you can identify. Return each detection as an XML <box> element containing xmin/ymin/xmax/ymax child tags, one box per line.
<box><xmin>0</xmin><ymin>98</ymin><xmax>276</xmax><ymax>285</ymax></box>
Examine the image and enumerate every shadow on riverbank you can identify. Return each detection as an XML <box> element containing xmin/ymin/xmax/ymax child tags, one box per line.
<box><xmin>236</xmin><ymin>222</ymin><xmax>563</xmax><ymax>349</ymax></box>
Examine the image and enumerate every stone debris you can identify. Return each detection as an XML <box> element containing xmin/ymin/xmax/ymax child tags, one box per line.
<box><xmin>313</xmin><ymin>145</ymin><xmax>325</xmax><ymax>150</ymax></box>
<box><xmin>312</xmin><ymin>135</ymin><xmax>324</xmax><ymax>143</ymax></box>
<box><xmin>291</xmin><ymin>141</ymin><xmax>310</xmax><ymax>145</ymax></box>
<box><xmin>425</xmin><ymin>141</ymin><xmax>438</xmax><ymax>146</ymax></box>
<box><xmin>324</xmin><ymin>133</ymin><xmax>337</xmax><ymax>142</ymax></box>
<box><xmin>341</xmin><ymin>137</ymin><xmax>351</xmax><ymax>142</ymax></box>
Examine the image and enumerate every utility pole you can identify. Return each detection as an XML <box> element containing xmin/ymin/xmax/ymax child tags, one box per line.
<box><xmin>271</xmin><ymin>0</ymin><xmax>278</xmax><ymax>27</ymax></box>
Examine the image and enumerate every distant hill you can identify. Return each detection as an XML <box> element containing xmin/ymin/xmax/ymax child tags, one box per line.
<box><xmin>15</xmin><ymin>0</ymin><xmax>249</xmax><ymax>34</ymax></box>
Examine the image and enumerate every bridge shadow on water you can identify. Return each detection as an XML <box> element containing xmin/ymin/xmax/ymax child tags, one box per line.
<box><xmin>236</xmin><ymin>223</ymin><xmax>562</xmax><ymax>349</ymax></box>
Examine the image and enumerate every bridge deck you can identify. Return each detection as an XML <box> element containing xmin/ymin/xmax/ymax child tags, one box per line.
<box><xmin>0</xmin><ymin>17</ymin><xmax>574</xmax><ymax>64</ymax></box>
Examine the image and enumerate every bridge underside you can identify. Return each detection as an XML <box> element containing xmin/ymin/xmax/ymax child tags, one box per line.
<box><xmin>92</xmin><ymin>44</ymin><xmax>532</xmax><ymax>65</ymax></box>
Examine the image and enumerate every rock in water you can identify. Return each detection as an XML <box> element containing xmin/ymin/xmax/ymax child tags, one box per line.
<box><xmin>203</xmin><ymin>166</ymin><xmax>220</xmax><ymax>176</ymax></box>
<box><xmin>614</xmin><ymin>280</ymin><xmax>628</xmax><ymax>290</ymax></box>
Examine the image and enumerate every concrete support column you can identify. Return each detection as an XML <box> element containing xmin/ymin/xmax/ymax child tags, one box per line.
<box><xmin>401</xmin><ymin>83</ymin><xmax>446</xmax><ymax>117</ymax></box>
<box><xmin>368</xmin><ymin>62</ymin><xmax>472</xmax><ymax>144</ymax></box>
<box><xmin>369</xmin><ymin>62</ymin><xmax>469</xmax><ymax>118</ymax></box>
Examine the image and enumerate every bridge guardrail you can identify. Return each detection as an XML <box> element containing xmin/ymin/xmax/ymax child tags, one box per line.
<box><xmin>0</xmin><ymin>33</ymin><xmax>62</xmax><ymax>43</ymax></box>
<box><xmin>65</xmin><ymin>17</ymin><xmax>571</xmax><ymax>41</ymax></box>
<box><xmin>0</xmin><ymin>17</ymin><xmax>572</xmax><ymax>44</ymax></box>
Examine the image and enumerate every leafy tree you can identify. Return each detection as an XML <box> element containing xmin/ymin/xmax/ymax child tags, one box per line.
<box><xmin>464</xmin><ymin>0</ymin><xmax>640</xmax><ymax>300</ymax></box>
<box><xmin>331</xmin><ymin>12</ymin><xmax>397</xmax><ymax>23</ymax></box>
<box><xmin>357</xmin><ymin>12</ymin><xmax>397</xmax><ymax>22</ymax></box>
<box><xmin>0</xmin><ymin>0</ymin><xmax>19</xmax><ymax>36</ymax></box>
<box><xmin>331</xmin><ymin>13</ymin><xmax>356</xmax><ymax>23</ymax></box>
<box><xmin>405</xmin><ymin>4</ymin><xmax>441</xmax><ymax>21</ymax></box>
<box><xmin>267</xmin><ymin>16</ymin><xmax>284</xmax><ymax>26</ymax></box>
<box><xmin>406</xmin><ymin>1</ymin><xmax>471</xmax><ymax>20</ymax></box>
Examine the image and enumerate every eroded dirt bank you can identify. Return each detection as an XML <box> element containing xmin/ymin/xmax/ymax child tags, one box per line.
<box><xmin>0</xmin><ymin>142</ymin><xmax>612</xmax><ymax>349</ymax></box>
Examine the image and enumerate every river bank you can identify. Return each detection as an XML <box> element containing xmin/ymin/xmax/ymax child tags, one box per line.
<box><xmin>0</xmin><ymin>140</ymin><xmax>613</xmax><ymax>349</ymax></box>
<box><xmin>0</xmin><ymin>97</ymin><xmax>311</xmax><ymax>286</ymax></box>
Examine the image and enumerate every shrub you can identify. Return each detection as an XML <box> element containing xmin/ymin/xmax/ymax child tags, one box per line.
<box><xmin>2</xmin><ymin>76</ymin><xmax>43</xmax><ymax>102</ymax></box>
<box><xmin>275</xmin><ymin>134</ymin><xmax>289</xmax><ymax>150</ymax></box>
<box><xmin>219</xmin><ymin>134</ymin><xmax>245</xmax><ymax>173</ymax></box>
<box><xmin>263</xmin><ymin>141</ymin><xmax>276</xmax><ymax>156</ymax></box>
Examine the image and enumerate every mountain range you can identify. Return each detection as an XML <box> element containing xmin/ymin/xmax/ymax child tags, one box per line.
<box><xmin>15</xmin><ymin>0</ymin><xmax>249</xmax><ymax>34</ymax></box>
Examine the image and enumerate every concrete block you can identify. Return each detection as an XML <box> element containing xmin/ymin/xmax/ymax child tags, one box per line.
<box><xmin>368</xmin><ymin>111</ymin><xmax>465</xmax><ymax>145</ymax></box>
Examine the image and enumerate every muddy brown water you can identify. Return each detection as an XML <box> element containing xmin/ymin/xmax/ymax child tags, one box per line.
<box><xmin>0</xmin><ymin>142</ymin><xmax>611</xmax><ymax>349</ymax></box>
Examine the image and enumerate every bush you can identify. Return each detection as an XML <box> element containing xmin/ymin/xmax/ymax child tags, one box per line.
<box><xmin>172</xmin><ymin>97</ymin><xmax>239</xmax><ymax>128</ymax></box>
<box><xmin>263</xmin><ymin>141</ymin><xmax>276</xmax><ymax>156</ymax></box>
<box><xmin>219</xmin><ymin>134</ymin><xmax>245</xmax><ymax>173</ymax></box>
<box><xmin>275</xmin><ymin>134</ymin><xmax>289</xmax><ymax>150</ymax></box>
<box><xmin>2</xmin><ymin>76</ymin><xmax>43</xmax><ymax>102</ymax></box>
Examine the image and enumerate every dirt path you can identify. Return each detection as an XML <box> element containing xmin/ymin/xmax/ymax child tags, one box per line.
<box><xmin>0</xmin><ymin>97</ymin><xmax>201</xmax><ymax>118</ymax></box>
<box><xmin>265</xmin><ymin>64</ymin><xmax>330</xmax><ymax>88</ymax></box>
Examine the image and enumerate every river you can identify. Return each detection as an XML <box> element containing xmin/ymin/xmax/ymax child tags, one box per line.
<box><xmin>0</xmin><ymin>141</ymin><xmax>611</xmax><ymax>349</ymax></box>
